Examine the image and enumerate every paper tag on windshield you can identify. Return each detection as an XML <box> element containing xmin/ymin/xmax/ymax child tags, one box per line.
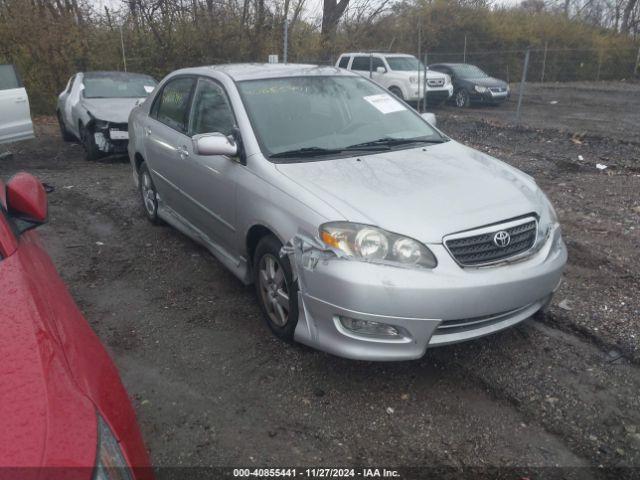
<box><xmin>363</xmin><ymin>94</ymin><xmax>406</xmax><ymax>114</ymax></box>
<box><xmin>144</xmin><ymin>85</ymin><xmax>155</xmax><ymax>93</ymax></box>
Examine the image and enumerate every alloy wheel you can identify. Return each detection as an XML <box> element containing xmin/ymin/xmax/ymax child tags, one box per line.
<box><xmin>258</xmin><ymin>254</ymin><xmax>290</xmax><ymax>327</ymax></box>
<box><xmin>140</xmin><ymin>171</ymin><xmax>157</xmax><ymax>216</ymax></box>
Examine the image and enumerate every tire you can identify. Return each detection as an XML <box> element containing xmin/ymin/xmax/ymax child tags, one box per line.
<box><xmin>138</xmin><ymin>162</ymin><xmax>161</xmax><ymax>224</ymax></box>
<box><xmin>57</xmin><ymin>112</ymin><xmax>75</xmax><ymax>142</ymax></box>
<box><xmin>454</xmin><ymin>89</ymin><xmax>471</xmax><ymax>108</ymax></box>
<box><xmin>389</xmin><ymin>86</ymin><xmax>404</xmax><ymax>100</ymax></box>
<box><xmin>81</xmin><ymin>126</ymin><xmax>102</xmax><ymax>161</ymax></box>
<box><xmin>254</xmin><ymin>235</ymin><xmax>299</xmax><ymax>341</ymax></box>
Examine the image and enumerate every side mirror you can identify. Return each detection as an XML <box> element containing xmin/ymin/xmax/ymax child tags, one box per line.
<box><xmin>376</xmin><ymin>66</ymin><xmax>386</xmax><ymax>74</ymax></box>
<box><xmin>421</xmin><ymin>112</ymin><xmax>437</xmax><ymax>127</ymax></box>
<box><xmin>6</xmin><ymin>172</ymin><xmax>48</xmax><ymax>233</ymax></box>
<box><xmin>193</xmin><ymin>133</ymin><xmax>238</xmax><ymax>157</ymax></box>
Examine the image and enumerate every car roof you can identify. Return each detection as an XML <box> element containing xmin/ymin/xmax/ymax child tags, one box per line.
<box><xmin>170</xmin><ymin>63</ymin><xmax>354</xmax><ymax>82</ymax></box>
<box><xmin>341</xmin><ymin>52</ymin><xmax>415</xmax><ymax>58</ymax></box>
<box><xmin>430</xmin><ymin>63</ymin><xmax>469</xmax><ymax>67</ymax></box>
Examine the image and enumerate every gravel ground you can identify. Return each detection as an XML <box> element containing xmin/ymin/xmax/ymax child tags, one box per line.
<box><xmin>1</xmin><ymin>82</ymin><xmax>639</xmax><ymax>477</ymax></box>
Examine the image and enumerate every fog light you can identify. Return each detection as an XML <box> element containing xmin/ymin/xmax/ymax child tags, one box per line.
<box><xmin>339</xmin><ymin>317</ymin><xmax>400</xmax><ymax>337</ymax></box>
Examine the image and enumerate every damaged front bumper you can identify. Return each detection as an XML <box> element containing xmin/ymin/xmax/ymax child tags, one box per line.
<box><xmin>284</xmin><ymin>227</ymin><xmax>566</xmax><ymax>361</ymax></box>
<box><xmin>92</xmin><ymin>121</ymin><xmax>129</xmax><ymax>155</ymax></box>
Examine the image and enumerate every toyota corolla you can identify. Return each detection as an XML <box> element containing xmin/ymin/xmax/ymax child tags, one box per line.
<box><xmin>128</xmin><ymin>63</ymin><xmax>566</xmax><ymax>361</ymax></box>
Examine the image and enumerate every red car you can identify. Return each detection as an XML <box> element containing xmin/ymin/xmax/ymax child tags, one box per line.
<box><xmin>0</xmin><ymin>172</ymin><xmax>152</xmax><ymax>480</ymax></box>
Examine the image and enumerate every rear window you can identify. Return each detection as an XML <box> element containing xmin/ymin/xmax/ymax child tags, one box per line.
<box><xmin>0</xmin><ymin>65</ymin><xmax>21</xmax><ymax>91</ymax></box>
<box><xmin>338</xmin><ymin>56</ymin><xmax>350</xmax><ymax>69</ymax></box>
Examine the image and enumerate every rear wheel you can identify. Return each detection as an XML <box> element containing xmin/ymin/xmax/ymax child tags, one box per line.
<box><xmin>138</xmin><ymin>162</ymin><xmax>161</xmax><ymax>224</ymax></box>
<box><xmin>389</xmin><ymin>86</ymin><xmax>404</xmax><ymax>100</ymax></box>
<box><xmin>454</xmin><ymin>89</ymin><xmax>470</xmax><ymax>108</ymax></box>
<box><xmin>254</xmin><ymin>235</ymin><xmax>299</xmax><ymax>341</ymax></box>
<box><xmin>57</xmin><ymin>112</ymin><xmax>75</xmax><ymax>142</ymax></box>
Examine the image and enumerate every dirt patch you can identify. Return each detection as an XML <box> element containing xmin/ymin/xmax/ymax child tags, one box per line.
<box><xmin>1</xmin><ymin>95</ymin><xmax>639</xmax><ymax>473</ymax></box>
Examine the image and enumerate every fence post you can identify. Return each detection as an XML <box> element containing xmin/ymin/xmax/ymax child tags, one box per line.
<box><xmin>283</xmin><ymin>18</ymin><xmax>288</xmax><ymax>64</ymax></box>
<box><xmin>596</xmin><ymin>50</ymin><xmax>603</xmax><ymax>81</ymax></box>
<box><xmin>369</xmin><ymin>53</ymin><xmax>373</xmax><ymax>79</ymax></box>
<box><xmin>540</xmin><ymin>41</ymin><xmax>548</xmax><ymax>83</ymax></box>
<box><xmin>119</xmin><ymin>24</ymin><xmax>127</xmax><ymax>72</ymax></box>
<box><xmin>423</xmin><ymin>53</ymin><xmax>428</xmax><ymax>112</ymax></box>
<box><xmin>463</xmin><ymin>35</ymin><xmax>467</xmax><ymax>63</ymax></box>
<box><xmin>516</xmin><ymin>48</ymin><xmax>530</xmax><ymax>125</ymax></box>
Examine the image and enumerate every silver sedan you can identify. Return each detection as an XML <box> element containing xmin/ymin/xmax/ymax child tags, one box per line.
<box><xmin>127</xmin><ymin>64</ymin><xmax>567</xmax><ymax>361</ymax></box>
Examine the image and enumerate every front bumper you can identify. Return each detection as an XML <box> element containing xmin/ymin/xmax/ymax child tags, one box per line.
<box><xmin>406</xmin><ymin>84</ymin><xmax>453</xmax><ymax>102</ymax></box>
<box><xmin>471</xmin><ymin>89</ymin><xmax>510</xmax><ymax>104</ymax></box>
<box><xmin>293</xmin><ymin>226</ymin><xmax>566</xmax><ymax>361</ymax></box>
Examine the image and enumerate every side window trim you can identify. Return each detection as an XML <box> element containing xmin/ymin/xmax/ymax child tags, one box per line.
<box><xmin>151</xmin><ymin>76</ymin><xmax>196</xmax><ymax>135</ymax></box>
<box><xmin>187</xmin><ymin>76</ymin><xmax>238</xmax><ymax>137</ymax></box>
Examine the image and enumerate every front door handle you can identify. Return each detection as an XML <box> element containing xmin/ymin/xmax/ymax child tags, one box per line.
<box><xmin>144</xmin><ymin>127</ymin><xmax>151</xmax><ymax>136</ymax></box>
<box><xmin>176</xmin><ymin>146</ymin><xmax>189</xmax><ymax>159</ymax></box>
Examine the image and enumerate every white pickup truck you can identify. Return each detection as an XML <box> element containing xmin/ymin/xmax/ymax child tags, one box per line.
<box><xmin>0</xmin><ymin>64</ymin><xmax>34</xmax><ymax>145</ymax></box>
<box><xmin>336</xmin><ymin>52</ymin><xmax>453</xmax><ymax>105</ymax></box>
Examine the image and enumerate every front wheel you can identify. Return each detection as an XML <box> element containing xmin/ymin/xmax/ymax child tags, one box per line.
<box><xmin>454</xmin><ymin>89</ymin><xmax>470</xmax><ymax>108</ymax></box>
<box><xmin>389</xmin><ymin>86</ymin><xmax>404</xmax><ymax>100</ymax></box>
<box><xmin>254</xmin><ymin>235</ymin><xmax>299</xmax><ymax>341</ymax></box>
<box><xmin>81</xmin><ymin>126</ymin><xmax>103</xmax><ymax>161</ymax></box>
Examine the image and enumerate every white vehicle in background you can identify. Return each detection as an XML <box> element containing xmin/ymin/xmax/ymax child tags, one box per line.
<box><xmin>336</xmin><ymin>52</ymin><xmax>453</xmax><ymax>105</ymax></box>
<box><xmin>0</xmin><ymin>64</ymin><xmax>34</xmax><ymax>145</ymax></box>
<box><xmin>56</xmin><ymin>71</ymin><xmax>157</xmax><ymax>161</ymax></box>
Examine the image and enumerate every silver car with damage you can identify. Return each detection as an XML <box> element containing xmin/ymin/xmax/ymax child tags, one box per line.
<box><xmin>127</xmin><ymin>63</ymin><xmax>567</xmax><ymax>361</ymax></box>
<box><xmin>57</xmin><ymin>71</ymin><xmax>157</xmax><ymax>160</ymax></box>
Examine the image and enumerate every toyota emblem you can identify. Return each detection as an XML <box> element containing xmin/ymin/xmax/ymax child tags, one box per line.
<box><xmin>493</xmin><ymin>231</ymin><xmax>511</xmax><ymax>248</ymax></box>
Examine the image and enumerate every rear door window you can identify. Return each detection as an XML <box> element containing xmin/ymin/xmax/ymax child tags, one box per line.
<box><xmin>0</xmin><ymin>65</ymin><xmax>21</xmax><ymax>91</ymax></box>
<box><xmin>153</xmin><ymin>77</ymin><xmax>195</xmax><ymax>134</ymax></box>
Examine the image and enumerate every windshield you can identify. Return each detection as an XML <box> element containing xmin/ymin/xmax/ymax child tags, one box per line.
<box><xmin>83</xmin><ymin>73</ymin><xmax>157</xmax><ymax>99</ymax></box>
<box><xmin>385</xmin><ymin>57</ymin><xmax>425</xmax><ymax>72</ymax></box>
<box><xmin>451</xmin><ymin>64</ymin><xmax>488</xmax><ymax>79</ymax></box>
<box><xmin>237</xmin><ymin>76</ymin><xmax>443</xmax><ymax>160</ymax></box>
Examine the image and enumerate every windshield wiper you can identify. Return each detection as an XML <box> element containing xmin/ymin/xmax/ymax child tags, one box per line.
<box><xmin>344</xmin><ymin>137</ymin><xmax>446</xmax><ymax>150</ymax></box>
<box><xmin>270</xmin><ymin>146</ymin><xmax>345</xmax><ymax>158</ymax></box>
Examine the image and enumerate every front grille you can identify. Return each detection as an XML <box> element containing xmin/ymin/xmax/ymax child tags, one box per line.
<box><xmin>433</xmin><ymin>303</ymin><xmax>534</xmax><ymax>335</ymax></box>
<box><xmin>427</xmin><ymin>79</ymin><xmax>445</xmax><ymax>87</ymax></box>
<box><xmin>444</xmin><ymin>217</ymin><xmax>537</xmax><ymax>266</ymax></box>
<box><xmin>489</xmin><ymin>86</ymin><xmax>506</xmax><ymax>93</ymax></box>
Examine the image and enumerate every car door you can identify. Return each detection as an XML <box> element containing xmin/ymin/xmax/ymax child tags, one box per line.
<box><xmin>181</xmin><ymin>77</ymin><xmax>239</xmax><ymax>252</ymax></box>
<box><xmin>0</xmin><ymin>64</ymin><xmax>34</xmax><ymax>144</ymax></box>
<box><xmin>142</xmin><ymin>76</ymin><xmax>197</xmax><ymax>221</ymax></box>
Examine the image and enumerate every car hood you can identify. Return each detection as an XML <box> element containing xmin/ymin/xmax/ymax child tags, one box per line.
<box><xmin>275</xmin><ymin>141</ymin><xmax>542</xmax><ymax>243</ymax></box>
<box><xmin>81</xmin><ymin>97</ymin><xmax>145</xmax><ymax>123</ymax></box>
<box><xmin>0</xmin><ymin>251</ymin><xmax>96</xmax><ymax>470</ymax></box>
<box><xmin>464</xmin><ymin>77</ymin><xmax>508</xmax><ymax>88</ymax></box>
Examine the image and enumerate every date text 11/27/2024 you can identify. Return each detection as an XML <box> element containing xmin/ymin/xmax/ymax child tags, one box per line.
<box><xmin>233</xmin><ymin>468</ymin><xmax>401</xmax><ymax>478</ymax></box>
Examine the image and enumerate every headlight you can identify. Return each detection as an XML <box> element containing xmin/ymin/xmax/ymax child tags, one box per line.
<box><xmin>320</xmin><ymin>222</ymin><xmax>437</xmax><ymax>268</ymax></box>
<box><xmin>409</xmin><ymin>76</ymin><xmax>418</xmax><ymax>84</ymax></box>
<box><xmin>93</xmin><ymin>414</ymin><xmax>133</xmax><ymax>480</ymax></box>
<box><xmin>537</xmin><ymin>190</ymin><xmax>559</xmax><ymax>244</ymax></box>
<box><xmin>474</xmin><ymin>85</ymin><xmax>488</xmax><ymax>93</ymax></box>
<box><xmin>93</xmin><ymin>120</ymin><xmax>110</xmax><ymax>130</ymax></box>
